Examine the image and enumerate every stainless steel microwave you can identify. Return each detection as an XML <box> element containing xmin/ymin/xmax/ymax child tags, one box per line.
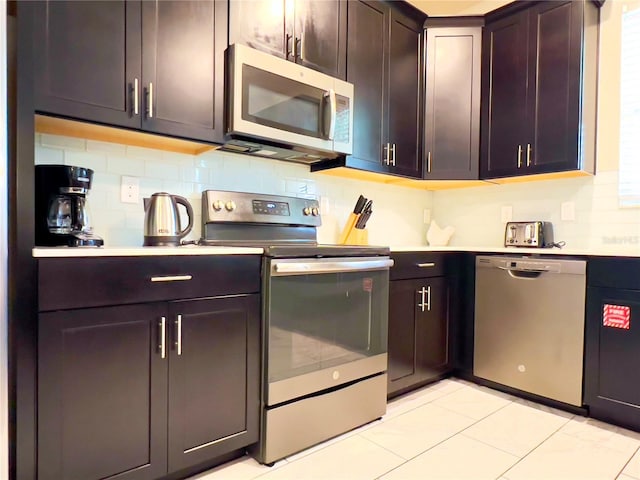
<box><xmin>222</xmin><ymin>44</ymin><xmax>354</xmax><ymax>164</ymax></box>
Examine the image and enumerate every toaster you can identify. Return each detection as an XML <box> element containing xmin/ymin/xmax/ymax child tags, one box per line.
<box><xmin>504</xmin><ymin>221</ymin><xmax>554</xmax><ymax>247</ymax></box>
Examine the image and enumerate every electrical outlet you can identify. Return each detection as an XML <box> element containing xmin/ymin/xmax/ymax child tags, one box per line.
<box><xmin>501</xmin><ymin>205</ymin><xmax>513</xmax><ymax>223</ymax></box>
<box><xmin>423</xmin><ymin>209</ymin><xmax>431</xmax><ymax>224</ymax></box>
<box><xmin>121</xmin><ymin>176</ymin><xmax>140</xmax><ymax>204</ymax></box>
<box><xmin>561</xmin><ymin>201</ymin><xmax>575</xmax><ymax>221</ymax></box>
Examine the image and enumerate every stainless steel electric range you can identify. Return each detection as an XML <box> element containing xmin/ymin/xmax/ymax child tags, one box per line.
<box><xmin>201</xmin><ymin>190</ymin><xmax>392</xmax><ymax>465</ymax></box>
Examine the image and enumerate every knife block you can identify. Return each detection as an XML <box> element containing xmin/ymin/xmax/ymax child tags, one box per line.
<box><xmin>343</xmin><ymin>227</ymin><xmax>368</xmax><ymax>246</ymax></box>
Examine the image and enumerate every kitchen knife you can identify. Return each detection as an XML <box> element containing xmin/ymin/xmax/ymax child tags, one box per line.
<box><xmin>354</xmin><ymin>195</ymin><xmax>367</xmax><ymax>214</ymax></box>
<box><xmin>355</xmin><ymin>203</ymin><xmax>372</xmax><ymax>229</ymax></box>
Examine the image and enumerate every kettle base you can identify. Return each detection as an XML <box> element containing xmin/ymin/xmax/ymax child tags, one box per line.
<box><xmin>143</xmin><ymin>236</ymin><xmax>182</xmax><ymax>247</ymax></box>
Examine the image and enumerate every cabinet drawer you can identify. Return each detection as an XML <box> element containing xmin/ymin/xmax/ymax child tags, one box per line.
<box><xmin>38</xmin><ymin>255</ymin><xmax>261</xmax><ymax>311</ymax></box>
<box><xmin>588</xmin><ymin>257</ymin><xmax>640</xmax><ymax>290</ymax></box>
<box><xmin>390</xmin><ymin>252</ymin><xmax>454</xmax><ymax>280</ymax></box>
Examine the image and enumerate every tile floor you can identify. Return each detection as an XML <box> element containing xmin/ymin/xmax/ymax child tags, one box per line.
<box><xmin>190</xmin><ymin>379</ymin><xmax>640</xmax><ymax>480</ymax></box>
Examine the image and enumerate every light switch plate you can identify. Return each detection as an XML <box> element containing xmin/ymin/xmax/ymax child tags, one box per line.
<box><xmin>121</xmin><ymin>176</ymin><xmax>140</xmax><ymax>204</ymax></box>
<box><xmin>501</xmin><ymin>205</ymin><xmax>513</xmax><ymax>223</ymax></box>
<box><xmin>561</xmin><ymin>201</ymin><xmax>575</xmax><ymax>221</ymax></box>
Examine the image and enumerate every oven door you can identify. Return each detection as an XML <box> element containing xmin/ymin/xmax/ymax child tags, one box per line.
<box><xmin>264</xmin><ymin>256</ymin><xmax>392</xmax><ymax>406</ymax></box>
<box><xmin>227</xmin><ymin>44</ymin><xmax>353</xmax><ymax>155</ymax></box>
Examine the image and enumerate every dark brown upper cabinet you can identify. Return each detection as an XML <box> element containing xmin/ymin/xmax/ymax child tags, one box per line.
<box><xmin>480</xmin><ymin>0</ymin><xmax>599</xmax><ymax>179</ymax></box>
<box><xmin>312</xmin><ymin>1</ymin><xmax>426</xmax><ymax>180</ymax></box>
<box><xmin>34</xmin><ymin>0</ymin><xmax>227</xmax><ymax>144</ymax></box>
<box><xmin>228</xmin><ymin>0</ymin><xmax>346</xmax><ymax>79</ymax></box>
<box><xmin>423</xmin><ymin>19</ymin><xmax>482</xmax><ymax>180</ymax></box>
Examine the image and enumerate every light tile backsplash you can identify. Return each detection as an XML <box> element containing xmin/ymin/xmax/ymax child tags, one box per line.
<box><xmin>432</xmin><ymin>172</ymin><xmax>640</xmax><ymax>250</ymax></box>
<box><xmin>34</xmin><ymin>134</ymin><xmax>433</xmax><ymax>247</ymax></box>
<box><xmin>34</xmin><ymin>133</ymin><xmax>640</xmax><ymax>250</ymax></box>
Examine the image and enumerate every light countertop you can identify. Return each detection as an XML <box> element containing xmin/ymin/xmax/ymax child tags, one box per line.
<box><xmin>32</xmin><ymin>246</ymin><xmax>264</xmax><ymax>258</ymax></box>
<box><xmin>389</xmin><ymin>245</ymin><xmax>640</xmax><ymax>257</ymax></box>
<box><xmin>32</xmin><ymin>244</ymin><xmax>640</xmax><ymax>258</ymax></box>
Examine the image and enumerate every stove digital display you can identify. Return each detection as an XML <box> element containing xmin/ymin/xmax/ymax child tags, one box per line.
<box><xmin>252</xmin><ymin>200</ymin><xmax>290</xmax><ymax>216</ymax></box>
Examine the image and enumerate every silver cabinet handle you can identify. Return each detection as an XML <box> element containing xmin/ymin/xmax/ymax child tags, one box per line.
<box><xmin>175</xmin><ymin>314</ymin><xmax>182</xmax><ymax>356</ymax></box>
<box><xmin>147</xmin><ymin>82</ymin><xmax>154</xmax><ymax>118</ymax></box>
<box><xmin>517</xmin><ymin>145</ymin><xmax>523</xmax><ymax>168</ymax></box>
<box><xmin>133</xmin><ymin>78</ymin><xmax>139</xmax><ymax>115</ymax></box>
<box><xmin>159</xmin><ymin>316</ymin><xmax>166</xmax><ymax>359</ymax></box>
<box><xmin>286</xmin><ymin>33</ymin><xmax>293</xmax><ymax>60</ymax></box>
<box><xmin>150</xmin><ymin>275</ymin><xmax>193</xmax><ymax>283</ymax></box>
<box><xmin>382</xmin><ymin>143</ymin><xmax>389</xmax><ymax>165</ymax></box>
<box><xmin>417</xmin><ymin>262</ymin><xmax>436</xmax><ymax>268</ymax></box>
<box><xmin>427</xmin><ymin>285</ymin><xmax>431</xmax><ymax>311</ymax></box>
<box><xmin>294</xmin><ymin>36</ymin><xmax>303</xmax><ymax>62</ymax></box>
<box><xmin>526</xmin><ymin>143</ymin><xmax>532</xmax><ymax>166</ymax></box>
<box><xmin>418</xmin><ymin>286</ymin><xmax>428</xmax><ymax>312</ymax></box>
<box><xmin>427</xmin><ymin>151</ymin><xmax>432</xmax><ymax>173</ymax></box>
<box><xmin>391</xmin><ymin>144</ymin><xmax>396</xmax><ymax>166</ymax></box>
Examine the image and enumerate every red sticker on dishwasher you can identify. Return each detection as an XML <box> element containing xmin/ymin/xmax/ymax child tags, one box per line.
<box><xmin>363</xmin><ymin>278</ymin><xmax>373</xmax><ymax>292</ymax></box>
<box><xmin>603</xmin><ymin>304</ymin><xmax>631</xmax><ymax>329</ymax></box>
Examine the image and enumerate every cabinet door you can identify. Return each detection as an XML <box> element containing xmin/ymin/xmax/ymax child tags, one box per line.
<box><xmin>424</xmin><ymin>26</ymin><xmax>481</xmax><ymax>180</ymax></box>
<box><xmin>167</xmin><ymin>295</ymin><xmax>260</xmax><ymax>473</ymax></box>
<box><xmin>388</xmin><ymin>279</ymin><xmax>419</xmax><ymax>396</ymax></box>
<box><xmin>228</xmin><ymin>1</ymin><xmax>290</xmax><ymax>60</ymax></box>
<box><xmin>480</xmin><ymin>10</ymin><xmax>529</xmax><ymax>179</ymax></box>
<box><xmin>38</xmin><ymin>304</ymin><xmax>168</xmax><ymax>480</ymax></box>
<box><xmin>416</xmin><ymin>276</ymin><xmax>450</xmax><ymax>381</ymax></box>
<box><xmin>388</xmin><ymin>9</ymin><xmax>423</xmax><ymax>179</ymax></box>
<box><xmin>584</xmin><ymin>287</ymin><xmax>640</xmax><ymax>430</ymax></box>
<box><xmin>345</xmin><ymin>0</ymin><xmax>389</xmax><ymax>174</ymax></box>
<box><xmin>141</xmin><ymin>0</ymin><xmax>226</xmax><ymax>143</ymax></box>
<box><xmin>34</xmin><ymin>0</ymin><xmax>142</xmax><ymax>128</ymax></box>
<box><xmin>294</xmin><ymin>0</ymin><xmax>346</xmax><ymax>78</ymax></box>
<box><xmin>527</xmin><ymin>1</ymin><xmax>583</xmax><ymax>174</ymax></box>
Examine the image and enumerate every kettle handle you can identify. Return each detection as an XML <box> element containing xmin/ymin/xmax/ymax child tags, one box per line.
<box><xmin>173</xmin><ymin>195</ymin><xmax>194</xmax><ymax>239</ymax></box>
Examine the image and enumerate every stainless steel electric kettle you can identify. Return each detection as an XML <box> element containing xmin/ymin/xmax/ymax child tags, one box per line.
<box><xmin>143</xmin><ymin>192</ymin><xmax>194</xmax><ymax>246</ymax></box>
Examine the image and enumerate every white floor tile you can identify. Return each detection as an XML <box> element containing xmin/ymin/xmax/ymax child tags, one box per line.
<box><xmin>360</xmin><ymin>402</ymin><xmax>476</xmax><ymax>459</ymax></box>
<box><xmin>559</xmin><ymin>417</ymin><xmax>640</xmax><ymax>454</ymax></box>
<box><xmin>621</xmin><ymin>447</ymin><xmax>640</xmax><ymax>478</ymax></box>
<box><xmin>256</xmin><ymin>435</ymin><xmax>404</xmax><ymax>480</ymax></box>
<box><xmin>619</xmin><ymin>474</ymin><xmax>639</xmax><ymax>480</ymax></box>
<box><xmin>463</xmin><ymin>400</ymin><xmax>572</xmax><ymax>457</ymax></box>
<box><xmin>504</xmin><ymin>431</ymin><xmax>638</xmax><ymax>480</ymax></box>
<box><xmin>379</xmin><ymin>434</ymin><xmax>519</xmax><ymax>480</ymax></box>
<box><xmin>431</xmin><ymin>384</ymin><xmax>513</xmax><ymax>420</ymax></box>
<box><xmin>189</xmin><ymin>455</ymin><xmax>287</xmax><ymax>480</ymax></box>
<box><xmin>384</xmin><ymin>379</ymin><xmax>466</xmax><ymax>419</ymax></box>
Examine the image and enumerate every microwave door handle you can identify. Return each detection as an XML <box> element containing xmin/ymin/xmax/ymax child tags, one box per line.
<box><xmin>323</xmin><ymin>89</ymin><xmax>337</xmax><ymax>140</ymax></box>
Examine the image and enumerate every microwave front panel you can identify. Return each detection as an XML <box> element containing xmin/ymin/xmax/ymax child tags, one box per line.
<box><xmin>228</xmin><ymin>44</ymin><xmax>353</xmax><ymax>155</ymax></box>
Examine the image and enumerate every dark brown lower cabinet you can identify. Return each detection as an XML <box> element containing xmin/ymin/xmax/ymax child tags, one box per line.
<box><xmin>38</xmin><ymin>295</ymin><xmax>260</xmax><ymax>480</ymax></box>
<box><xmin>388</xmin><ymin>276</ymin><xmax>450</xmax><ymax>397</ymax></box>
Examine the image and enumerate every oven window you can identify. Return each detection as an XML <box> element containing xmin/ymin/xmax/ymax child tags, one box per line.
<box><xmin>266</xmin><ymin>269</ymin><xmax>389</xmax><ymax>383</ymax></box>
<box><xmin>242</xmin><ymin>65</ymin><xmax>324</xmax><ymax>138</ymax></box>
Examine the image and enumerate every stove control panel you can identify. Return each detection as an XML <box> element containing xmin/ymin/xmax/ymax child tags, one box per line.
<box><xmin>202</xmin><ymin>190</ymin><xmax>321</xmax><ymax>226</ymax></box>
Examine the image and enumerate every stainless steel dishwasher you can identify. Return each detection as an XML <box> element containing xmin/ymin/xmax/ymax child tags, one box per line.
<box><xmin>474</xmin><ymin>255</ymin><xmax>587</xmax><ymax>406</ymax></box>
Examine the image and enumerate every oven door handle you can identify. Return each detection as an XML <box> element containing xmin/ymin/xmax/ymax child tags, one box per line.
<box><xmin>272</xmin><ymin>258</ymin><xmax>394</xmax><ymax>276</ymax></box>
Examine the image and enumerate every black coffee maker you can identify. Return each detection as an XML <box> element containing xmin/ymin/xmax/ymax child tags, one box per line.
<box><xmin>35</xmin><ymin>164</ymin><xmax>104</xmax><ymax>247</ymax></box>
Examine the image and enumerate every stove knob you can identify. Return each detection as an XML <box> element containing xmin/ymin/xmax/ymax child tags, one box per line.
<box><xmin>311</xmin><ymin>207</ymin><xmax>319</xmax><ymax>216</ymax></box>
<box><xmin>212</xmin><ymin>200</ymin><xmax>223</xmax><ymax>211</ymax></box>
<box><xmin>225</xmin><ymin>201</ymin><xmax>236</xmax><ymax>212</ymax></box>
<box><xmin>303</xmin><ymin>207</ymin><xmax>311</xmax><ymax>216</ymax></box>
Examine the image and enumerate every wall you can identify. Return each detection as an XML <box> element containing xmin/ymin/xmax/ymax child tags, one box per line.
<box><xmin>34</xmin><ymin>134</ymin><xmax>433</xmax><ymax>248</ymax></box>
<box><xmin>432</xmin><ymin>0</ymin><xmax>640</xmax><ymax>252</ymax></box>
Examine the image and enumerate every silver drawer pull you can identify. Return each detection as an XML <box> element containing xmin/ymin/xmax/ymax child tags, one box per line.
<box><xmin>417</xmin><ymin>262</ymin><xmax>436</xmax><ymax>268</ymax></box>
<box><xmin>150</xmin><ymin>275</ymin><xmax>193</xmax><ymax>283</ymax></box>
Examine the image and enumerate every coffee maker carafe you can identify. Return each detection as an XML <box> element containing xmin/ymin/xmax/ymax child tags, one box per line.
<box><xmin>35</xmin><ymin>165</ymin><xmax>104</xmax><ymax>247</ymax></box>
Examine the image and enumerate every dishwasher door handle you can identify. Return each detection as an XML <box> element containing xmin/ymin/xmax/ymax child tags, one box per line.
<box><xmin>496</xmin><ymin>266</ymin><xmax>545</xmax><ymax>279</ymax></box>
